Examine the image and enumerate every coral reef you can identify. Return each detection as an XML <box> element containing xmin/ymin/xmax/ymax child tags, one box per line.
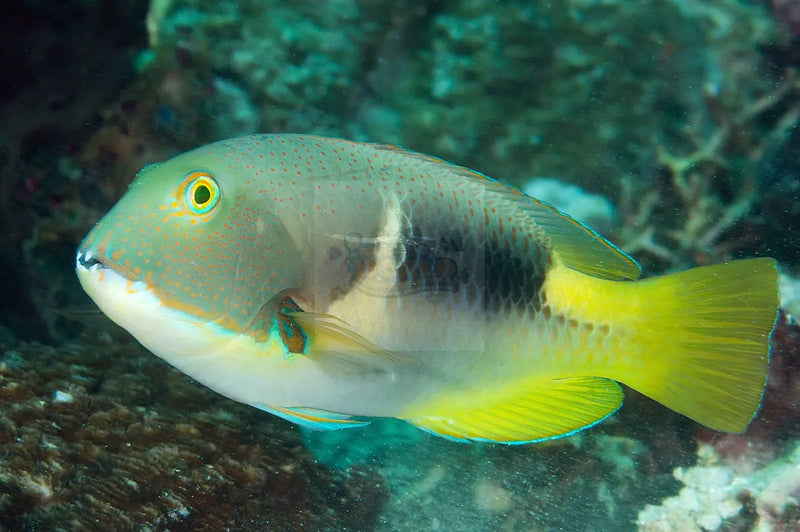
<box><xmin>303</xmin><ymin>399</ymin><xmax>691</xmax><ymax>530</ymax></box>
<box><xmin>617</xmin><ymin>70</ymin><xmax>800</xmax><ymax>271</ymax></box>
<box><xmin>146</xmin><ymin>0</ymin><xmax>394</xmax><ymax>137</ymax></box>
<box><xmin>637</xmin><ymin>443</ymin><xmax>800</xmax><ymax>531</ymax></box>
<box><xmin>138</xmin><ymin>0</ymin><xmax>783</xmax><ymax>194</ymax></box>
<box><xmin>0</xmin><ymin>330</ymin><xmax>387</xmax><ymax>529</ymax></box>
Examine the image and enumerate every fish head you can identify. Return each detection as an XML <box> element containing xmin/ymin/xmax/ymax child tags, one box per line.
<box><xmin>75</xmin><ymin>141</ymin><xmax>303</xmax><ymax>357</ymax></box>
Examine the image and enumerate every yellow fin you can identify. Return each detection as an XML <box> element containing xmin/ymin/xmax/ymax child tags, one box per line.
<box><xmin>614</xmin><ymin>257</ymin><xmax>778</xmax><ymax>433</ymax></box>
<box><xmin>291</xmin><ymin>312</ymin><xmax>401</xmax><ymax>372</ymax></box>
<box><xmin>404</xmin><ymin>377</ymin><xmax>623</xmax><ymax>444</ymax></box>
<box><xmin>547</xmin><ymin>257</ymin><xmax>778</xmax><ymax>433</ymax></box>
<box><xmin>513</xmin><ymin>195</ymin><xmax>641</xmax><ymax>280</ymax></box>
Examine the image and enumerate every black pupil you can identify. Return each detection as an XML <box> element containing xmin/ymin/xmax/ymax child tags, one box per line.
<box><xmin>194</xmin><ymin>184</ymin><xmax>211</xmax><ymax>205</ymax></box>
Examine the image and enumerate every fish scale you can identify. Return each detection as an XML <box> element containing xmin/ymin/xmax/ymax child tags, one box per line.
<box><xmin>76</xmin><ymin>134</ymin><xmax>778</xmax><ymax>444</ymax></box>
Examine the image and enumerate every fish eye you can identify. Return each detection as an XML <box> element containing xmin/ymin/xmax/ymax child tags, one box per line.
<box><xmin>182</xmin><ymin>171</ymin><xmax>219</xmax><ymax>215</ymax></box>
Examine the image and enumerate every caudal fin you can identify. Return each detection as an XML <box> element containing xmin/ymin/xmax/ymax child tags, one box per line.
<box><xmin>623</xmin><ymin>258</ymin><xmax>778</xmax><ymax>433</ymax></box>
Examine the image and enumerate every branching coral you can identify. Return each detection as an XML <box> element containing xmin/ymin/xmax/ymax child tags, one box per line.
<box><xmin>618</xmin><ymin>73</ymin><xmax>800</xmax><ymax>270</ymax></box>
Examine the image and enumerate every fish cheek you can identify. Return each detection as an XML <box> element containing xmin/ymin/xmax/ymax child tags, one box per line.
<box><xmin>133</xmin><ymin>217</ymin><xmax>222</xmax><ymax>320</ymax></box>
<box><xmin>219</xmin><ymin>200</ymin><xmax>307</xmax><ymax>329</ymax></box>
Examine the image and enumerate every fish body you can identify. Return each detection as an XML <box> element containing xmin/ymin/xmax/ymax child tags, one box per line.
<box><xmin>76</xmin><ymin>134</ymin><xmax>778</xmax><ymax>443</ymax></box>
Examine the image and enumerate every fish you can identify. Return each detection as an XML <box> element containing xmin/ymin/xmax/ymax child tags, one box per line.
<box><xmin>75</xmin><ymin>134</ymin><xmax>779</xmax><ymax>444</ymax></box>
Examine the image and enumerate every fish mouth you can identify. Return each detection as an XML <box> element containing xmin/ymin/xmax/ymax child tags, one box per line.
<box><xmin>75</xmin><ymin>246</ymin><xmax>159</xmax><ymax>342</ymax></box>
<box><xmin>76</xmin><ymin>249</ymin><xmax>106</xmax><ymax>272</ymax></box>
<box><xmin>74</xmin><ymin>246</ymin><xmax>244</xmax><ymax>373</ymax></box>
<box><xmin>76</xmin><ymin>247</ymin><xmax>133</xmax><ymax>278</ymax></box>
<box><xmin>75</xmin><ymin>248</ymin><xmax>148</xmax><ymax>293</ymax></box>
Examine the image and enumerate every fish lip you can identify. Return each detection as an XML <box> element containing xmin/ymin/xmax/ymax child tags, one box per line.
<box><xmin>75</xmin><ymin>248</ymin><xmax>138</xmax><ymax>282</ymax></box>
<box><xmin>76</xmin><ymin>249</ymin><xmax>105</xmax><ymax>271</ymax></box>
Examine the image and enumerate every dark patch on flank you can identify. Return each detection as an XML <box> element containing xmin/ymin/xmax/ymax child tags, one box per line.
<box><xmin>394</xmin><ymin>228</ymin><xmax>467</xmax><ymax>294</ymax></box>
<box><xmin>390</xmin><ymin>220</ymin><xmax>547</xmax><ymax>314</ymax></box>
<box><xmin>483</xmin><ymin>237</ymin><xmax>546</xmax><ymax>313</ymax></box>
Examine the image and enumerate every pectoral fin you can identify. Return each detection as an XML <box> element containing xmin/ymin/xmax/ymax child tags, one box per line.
<box><xmin>249</xmin><ymin>294</ymin><xmax>401</xmax><ymax>372</ymax></box>
<box><xmin>403</xmin><ymin>376</ymin><xmax>623</xmax><ymax>444</ymax></box>
<box><xmin>291</xmin><ymin>311</ymin><xmax>402</xmax><ymax>373</ymax></box>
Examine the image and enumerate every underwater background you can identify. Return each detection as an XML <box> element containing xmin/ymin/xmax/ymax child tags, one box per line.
<box><xmin>1</xmin><ymin>0</ymin><xmax>799</xmax><ymax>530</ymax></box>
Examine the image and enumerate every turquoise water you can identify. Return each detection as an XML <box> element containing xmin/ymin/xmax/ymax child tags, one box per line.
<box><xmin>1</xmin><ymin>1</ymin><xmax>798</xmax><ymax>529</ymax></box>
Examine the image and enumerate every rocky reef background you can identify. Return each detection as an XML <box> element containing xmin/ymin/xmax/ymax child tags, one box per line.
<box><xmin>0</xmin><ymin>0</ymin><xmax>798</xmax><ymax>530</ymax></box>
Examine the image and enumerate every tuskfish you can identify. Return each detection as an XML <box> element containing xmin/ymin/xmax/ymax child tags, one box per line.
<box><xmin>76</xmin><ymin>134</ymin><xmax>778</xmax><ymax>443</ymax></box>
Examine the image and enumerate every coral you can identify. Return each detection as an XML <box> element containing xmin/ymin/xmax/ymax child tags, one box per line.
<box><xmin>617</xmin><ymin>73</ymin><xmax>800</xmax><ymax>270</ymax></box>
<box><xmin>0</xmin><ymin>332</ymin><xmax>388</xmax><ymax>529</ymax></box>
<box><xmin>138</xmin><ymin>0</ymin><xmax>781</xmax><ymax>189</ymax></box>
<box><xmin>780</xmin><ymin>273</ymin><xmax>800</xmax><ymax>323</ymax></box>
<box><xmin>636</xmin><ymin>443</ymin><xmax>800</xmax><ymax>531</ymax></box>
<box><xmin>146</xmin><ymin>0</ymin><xmax>393</xmax><ymax>136</ymax></box>
<box><xmin>301</xmin><ymin>396</ymin><xmax>695</xmax><ymax>530</ymax></box>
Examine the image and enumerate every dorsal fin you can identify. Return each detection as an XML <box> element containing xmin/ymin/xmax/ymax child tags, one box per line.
<box><xmin>510</xmin><ymin>192</ymin><xmax>640</xmax><ymax>280</ymax></box>
<box><xmin>372</xmin><ymin>143</ymin><xmax>641</xmax><ymax>281</ymax></box>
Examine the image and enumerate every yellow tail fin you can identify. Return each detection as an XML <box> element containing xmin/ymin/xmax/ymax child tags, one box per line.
<box><xmin>617</xmin><ymin>258</ymin><xmax>778</xmax><ymax>432</ymax></box>
<box><xmin>545</xmin><ymin>257</ymin><xmax>778</xmax><ymax>433</ymax></box>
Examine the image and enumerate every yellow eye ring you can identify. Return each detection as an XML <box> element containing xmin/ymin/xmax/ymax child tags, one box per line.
<box><xmin>182</xmin><ymin>171</ymin><xmax>219</xmax><ymax>215</ymax></box>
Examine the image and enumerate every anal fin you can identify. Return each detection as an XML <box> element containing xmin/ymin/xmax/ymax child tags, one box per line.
<box><xmin>256</xmin><ymin>405</ymin><xmax>370</xmax><ymax>431</ymax></box>
<box><xmin>404</xmin><ymin>376</ymin><xmax>623</xmax><ymax>444</ymax></box>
